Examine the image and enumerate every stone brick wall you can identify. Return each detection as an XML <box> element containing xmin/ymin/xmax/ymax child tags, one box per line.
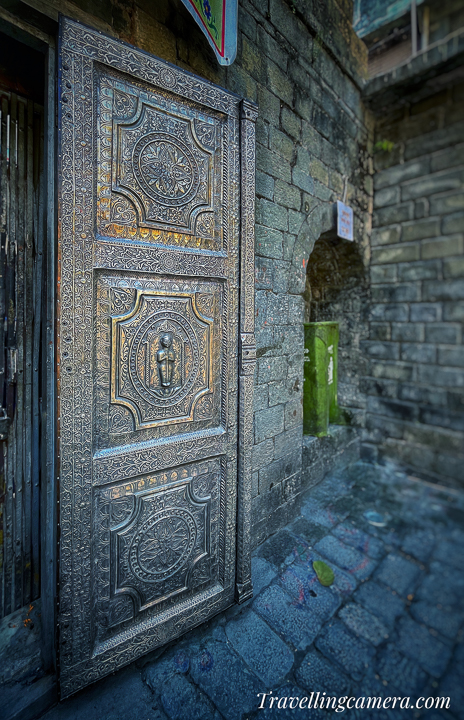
<box><xmin>363</xmin><ymin>83</ymin><xmax>464</xmax><ymax>487</ymax></box>
<box><xmin>21</xmin><ymin>0</ymin><xmax>371</xmax><ymax>542</ymax></box>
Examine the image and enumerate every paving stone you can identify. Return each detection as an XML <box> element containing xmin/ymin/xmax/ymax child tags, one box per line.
<box><xmin>279</xmin><ymin>562</ymin><xmax>341</xmax><ymax>620</ymax></box>
<box><xmin>251</xmin><ymin>555</ymin><xmax>278</xmax><ymax>595</ymax></box>
<box><xmin>158</xmin><ymin>672</ymin><xmax>222</xmax><ymax>720</ymax></box>
<box><xmin>396</xmin><ymin>617</ymin><xmax>453</xmax><ymax>678</ymax></box>
<box><xmin>354</xmin><ymin>581</ymin><xmax>405</xmax><ymax>628</ymax></box>
<box><xmin>339</xmin><ymin>603</ymin><xmax>389</xmax><ymax>646</ymax></box>
<box><xmin>225</xmin><ymin>610</ymin><xmax>293</xmax><ymax>687</ymax></box>
<box><xmin>315</xmin><ymin>621</ymin><xmax>375</xmax><ymax>681</ymax></box>
<box><xmin>416</xmin><ymin>560</ymin><xmax>464</xmax><ymax>607</ymax></box>
<box><xmin>188</xmin><ymin>639</ymin><xmax>262</xmax><ymax>720</ymax></box>
<box><xmin>295</xmin><ymin>649</ymin><xmax>351</xmax><ymax>695</ymax></box>
<box><xmin>253</xmin><ymin>584</ymin><xmax>323</xmax><ymax>650</ymax></box>
<box><xmin>374</xmin><ymin>553</ymin><xmax>422</xmax><ymax>597</ymax></box>
<box><xmin>257</xmin><ymin>528</ymin><xmax>300</xmax><ymax>569</ymax></box>
<box><xmin>291</xmin><ymin>547</ymin><xmax>358</xmax><ymax>597</ymax></box>
<box><xmin>376</xmin><ymin>644</ymin><xmax>428</xmax><ymax>696</ymax></box>
<box><xmin>314</xmin><ymin>535</ymin><xmax>377</xmax><ymax>581</ymax></box>
<box><xmin>410</xmin><ymin>601</ymin><xmax>463</xmax><ymax>640</ymax></box>
<box><xmin>432</xmin><ymin>539</ymin><xmax>464</xmax><ymax>571</ymax></box>
<box><xmin>401</xmin><ymin>529</ymin><xmax>436</xmax><ymax>562</ymax></box>
<box><xmin>332</xmin><ymin>522</ymin><xmax>385</xmax><ymax>559</ymax></box>
<box><xmin>300</xmin><ymin>498</ymin><xmax>346</xmax><ymax>528</ymax></box>
<box><xmin>288</xmin><ymin>516</ymin><xmax>328</xmax><ymax>546</ymax></box>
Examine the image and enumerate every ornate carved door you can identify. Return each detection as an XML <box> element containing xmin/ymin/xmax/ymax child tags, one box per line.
<box><xmin>57</xmin><ymin>17</ymin><xmax>256</xmax><ymax>697</ymax></box>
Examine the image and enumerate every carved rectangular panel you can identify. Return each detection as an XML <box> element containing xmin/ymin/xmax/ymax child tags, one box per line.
<box><xmin>57</xmin><ymin>16</ymin><xmax>256</xmax><ymax>698</ymax></box>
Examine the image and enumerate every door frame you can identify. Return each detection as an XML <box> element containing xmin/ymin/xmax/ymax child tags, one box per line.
<box><xmin>0</xmin><ymin>7</ymin><xmax>57</xmax><ymax>672</ymax></box>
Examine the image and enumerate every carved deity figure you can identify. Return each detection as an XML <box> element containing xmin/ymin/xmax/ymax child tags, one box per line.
<box><xmin>157</xmin><ymin>333</ymin><xmax>175</xmax><ymax>388</ymax></box>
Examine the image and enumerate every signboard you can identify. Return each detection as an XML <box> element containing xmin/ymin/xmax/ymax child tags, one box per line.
<box><xmin>337</xmin><ymin>200</ymin><xmax>354</xmax><ymax>241</ymax></box>
<box><xmin>180</xmin><ymin>0</ymin><xmax>238</xmax><ymax>65</ymax></box>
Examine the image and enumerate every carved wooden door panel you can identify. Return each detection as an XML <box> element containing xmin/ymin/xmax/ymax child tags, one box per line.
<box><xmin>57</xmin><ymin>17</ymin><xmax>256</xmax><ymax>697</ymax></box>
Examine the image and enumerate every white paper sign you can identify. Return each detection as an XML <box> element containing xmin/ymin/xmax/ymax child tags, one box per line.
<box><xmin>337</xmin><ymin>200</ymin><xmax>354</xmax><ymax>241</ymax></box>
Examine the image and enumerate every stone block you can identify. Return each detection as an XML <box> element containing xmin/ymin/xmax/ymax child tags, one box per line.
<box><xmin>398</xmin><ymin>259</ymin><xmax>440</xmax><ymax>281</ymax></box>
<box><xmin>438</xmin><ymin>346</ymin><xmax>464</xmax><ymax>367</ymax></box>
<box><xmin>189</xmin><ymin>639</ymin><xmax>262</xmax><ymax>720</ymax></box>
<box><xmin>425</xmin><ymin>323</ymin><xmax>460</xmax><ymax>344</ymax></box>
<box><xmin>292</xmin><ymin>146</ymin><xmax>314</xmax><ymax>194</ymax></box>
<box><xmin>253</xmin><ymin>583</ymin><xmax>323</xmax><ymax>650</ymax></box>
<box><xmin>430</xmin><ymin>190</ymin><xmax>464</xmax><ymax>216</ymax></box>
<box><xmin>309</xmin><ymin>159</ymin><xmax>329</xmax><ymax>186</ymax></box>
<box><xmin>363</xmin><ymin>341</ymin><xmax>399</xmax><ymax>360</ymax></box>
<box><xmin>401</xmin><ymin>168</ymin><xmax>464</xmax><ymax>201</ymax></box>
<box><xmin>254</xmin><ymin>383</ymin><xmax>269</xmax><ymax>412</ymax></box>
<box><xmin>401</xmin><ymin>217</ymin><xmax>440</xmax><ymax>242</ymax></box>
<box><xmin>257</xmin><ymin>355</ymin><xmax>287</xmax><ymax>384</ymax></box>
<box><xmin>396</xmin><ymin>617</ymin><xmax>452</xmax><ymax>678</ymax></box>
<box><xmin>255</xmin><ymin>404</ymin><xmax>285</xmax><ymax>443</ymax></box>
<box><xmin>256</xmin><ymin>198</ymin><xmax>288</xmax><ymax>232</ymax></box>
<box><xmin>374</xmin><ymin>554</ymin><xmax>421</xmax><ymax>597</ymax></box>
<box><xmin>369</xmin><ymin>322</ymin><xmax>391</xmax><ymax>341</ymax></box>
<box><xmin>410</xmin><ymin>601</ymin><xmax>463</xmax><ymax>640</ymax></box>
<box><xmin>339</xmin><ymin>603</ymin><xmax>388</xmax><ymax>646</ymax></box>
<box><xmin>442</xmin><ymin>211</ymin><xmax>464</xmax><ymax>234</ymax></box>
<box><xmin>255</xmin><ymin>224</ymin><xmax>284</xmax><ymax>259</ymax></box>
<box><xmin>443</xmin><ymin>301</ymin><xmax>464</xmax><ymax>321</ymax></box>
<box><xmin>256</xmin><ymin>170</ymin><xmax>274</xmax><ymax>200</ymax></box>
<box><xmin>410</xmin><ymin>303</ymin><xmax>441</xmax><ymax>322</ymax></box>
<box><xmin>374</xmin><ymin>186</ymin><xmax>400</xmax><ymax>209</ymax></box>
<box><xmin>401</xmin><ymin>342</ymin><xmax>436</xmax><ymax>363</ymax></box>
<box><xmin>285</xmin><ymin>398</ymin><xmax>302</xmax><ymax>429</ymax></box>
<box><xmin>423</xmin><ymin>278</ymin><xmax>464</xmax><ymax>301</ymax></box>
<box><xmin>370</xmin><ymin>303</ymin><xmax>409</xmax><ymax>322</ymax></box>
<box><xmin>370</xmin><ymin>225</ymin><xmax>401</xmax><ymax>246</ymax></box>
<box><xmin>391</xmin><ymin>323</ymin><xmax>424</xmax><ymax>342</ymax></box>
<box><xmin>371</xmin><ymin>283</ymin><xmax>420</xmax><ymax>303</ymax></box>
<box><xmin>371</xmin><ymin>361</ymin><xmax>414</xmax><ymax>381</ymax></box>
<box><xmin>354</xmin><ymin>581</ymin><xmax>404</xmax><ymax>628</ymax></box>
<box><xmin>444</xmin><ymin>256</ymin><xmax>464</xmax><ymax>278</ymax></box>
<box><xmin>404</xmin><ymin>121</ymin><xmax>464</xmax><ymax>161</ymax></box>
<box><xmin>431</xmin><ymin>142</ymin><xmax>464</xmax><ymax>172</ymax></box>
<box><xmin>418</xmin><ymin>363</ymin><xmax>464</xmax><ymax>387</ymax></box>
<box><xmin>256</xmin><ymin>24</ymin><xmax>287</xmax><ymax>70</ymax></box>
<box><xmin>414</xmin><ymin>197</ymin><xmax>429</xmax><ymax>218</ymax></box>
<box><xmin>374</xmin><ymin>157</ymin><xmax>430</xmax><ymax>190</ymax></box>
<box><xmin>281</xmin><ymin>106</ymin><xmax>301</xmax><ymax>140</ymax></box>
<box><xmin>314</xmin><ymin>535</ymin><xmax>376</xmax><ymax>581</ymax></box>
<box><xmin>373</xmin><ymin>202</ymin><xmax>414</xmax><ymax>228</ymax></box>
<box><xmin>376</xmin><ymin>644</ymin><xmax>428</xmax><ymax>696</ymax></box>
<box><xmin>269</xmin><ymin>125</ymin><xmax>294</xmax><ymax>161</ymax></box>
<box><xmin>274</xmin><ymin>180</ymin><xmax>301</xmax><ymax>211</ymax></box>
<box><xmin>295</xmin><ymin>649</ymin><xmax>350</xmax><ymax>696</ymax></box>
<box><xmin>253</xmin><ymin>438</ymin><xmax>275</xmax><ymax>471</ymax></box>
<box><xmin>225</xmin><ymin>610</ymin><xmax>293</xmax><ymax>687</ymax></box>
<box><xmin>421</xmin><ymin>234</ymin><xmax>463</xmax><ymax>260</ymax></box>
<box><xmin>267</xmin><ymin>59</ymin><xmax>293</xmax><ymax>105</ymax></box>
<box><xmin>257</xmin><ymin>85</ymin><xmax>281</xmax><ymax>125</ymax></box>
<box><xmin>371</xmin><ymin>243</ymin><xmax>419</xmax><ymax>264</ymax></box>
<box><xmin>257</xmin><ymin>144</ymin><xmax>292</xmax><ymax>182</ymax></box>
<box><xmin>315</xmin><ymin>622</ymin><xmax>375</xmax><ymax>681</ymax></box>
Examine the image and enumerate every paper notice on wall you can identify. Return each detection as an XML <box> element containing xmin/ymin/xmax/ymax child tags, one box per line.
<box><xmin>337</xmin><ymin>200</ymin><xmax>354</xmax><ymax>241</ymax></box>
<box><xmin>179</xmin><ymin>0</ymin><xmax>238</xmax><ymax>65</ymax></box>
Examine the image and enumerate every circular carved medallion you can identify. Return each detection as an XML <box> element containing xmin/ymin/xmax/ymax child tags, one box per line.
<box><xmin>129</xmin><ymin>508</ymin><xmax>197</xmax><ymax>581</ymax></box>
<box><xmin>133</xmin><ymin>133</ymin><xmax>199</xmax><ymax>207</ymax></box>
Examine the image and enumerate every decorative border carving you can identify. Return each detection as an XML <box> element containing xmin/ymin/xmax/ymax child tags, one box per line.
<box><xmin>236</xmin><ymin>100</ymin><xmax>258</xmax><ymax>604</ymax></box>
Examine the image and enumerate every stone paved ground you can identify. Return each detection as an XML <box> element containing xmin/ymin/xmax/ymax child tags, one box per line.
<box><xmin>40</xmin><ymin>461</ymin><xmax>464</xmax><ymax>720</ymax></box>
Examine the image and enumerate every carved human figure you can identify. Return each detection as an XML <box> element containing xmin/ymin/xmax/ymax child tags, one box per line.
<box><xmin>157</xmin><ymin>333</ymin><xmax>175</xmax><ymax>387</ymax></box>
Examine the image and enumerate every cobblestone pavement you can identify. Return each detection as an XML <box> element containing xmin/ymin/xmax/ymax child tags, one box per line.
<box><xmin>41</xmin><ymin>461</ymin><xmax>464</xmax><ymax>720</ymax></box>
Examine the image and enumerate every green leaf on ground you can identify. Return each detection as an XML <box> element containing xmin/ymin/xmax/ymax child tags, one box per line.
<box><xmin>313</xmin><ymin>560</ymin><xmax>335</xmax><ymax>587</ymax></box>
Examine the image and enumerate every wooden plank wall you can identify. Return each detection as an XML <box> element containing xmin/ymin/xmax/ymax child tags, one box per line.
<box><xmin>0</xmin><ymin>89</ymin><xmax>44</xmax><ymax>618</ymax></box>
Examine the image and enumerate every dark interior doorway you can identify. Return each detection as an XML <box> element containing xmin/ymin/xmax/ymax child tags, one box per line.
<box><xmin>0</xmin><ymin>30</ymin><xmax>45</xmax><ymax>619</ymax></box>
